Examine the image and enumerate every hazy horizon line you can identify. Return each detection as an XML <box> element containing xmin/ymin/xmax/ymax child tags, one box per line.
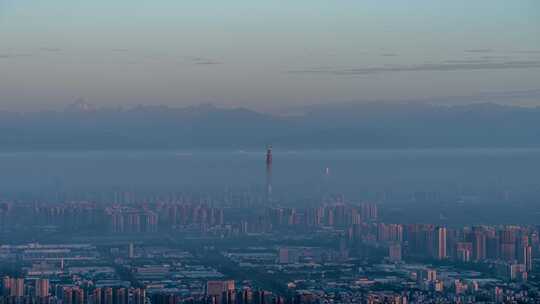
<box><xmin>2</xmin><ymin>89</ymin><xmax>540</xmax><ymax>114</ymax></box>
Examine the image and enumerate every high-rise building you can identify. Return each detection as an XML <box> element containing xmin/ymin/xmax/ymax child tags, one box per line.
<box><xmin>2</xmin><ymin>276</ymin><xmax>11</xmax><ymax>297</ymax></box>
<box><xmin>10</xmin><ymin>278</ymin><xmax>24</xmax><ymax>297</ymax></box>
<box><xmin>104</xmin><ymin>287</ymin><xmax>114</xmax><ymax>304</ymax></box>
<box><xmin>456</xmin><ymin>242</ymin><xmax>472</xmax><ymax>262</ymax></box>
<box><xmin>207</xmin><ymin>280</ymin><xmax>235</xmax><ymax>304</ymax></box>
<box><xmin>35</xmin><ymin>279</ymin><xmax>49</xmax><ymax>298</ymax></box>
<box><xmin>2</xmin><ymin>277</ymin><xmax>25</xmax><ymax>298</ymax></box>
<box><xmin>501</xmin><ymin>243</ymin><xmax>516</xmax><ymax>261</ymax></box>
<box><xmin>128</xmin><ymin>243</ymin><xmax>134</xmax><ymax>259</ymax></box>
<box><xmin>500</xmin><ymin>229</ymin><xmax>517</xmax><ymax>261</ymax></box>
<box><xmin>63</xmin><ymin>287</ymin><xmax>73</xmax><ymax>304</ymax></box>
<box><xmin>360</xmin><ymin>203</ymin><xmax>378</xmax><ymax>221</ymax></box>
<box><xmin>377</xmin><ymin>224</ymin><xmax>403</xmax><ymax>243</ymax></box>
<box><xmin>388</xmin><ymin>244</ymin><xmax>402</xmax><ymax>262</ymax></box>
<box><xmin>93</xmin><ymin>288</ymin><xmax>102</xmax><ymax>304</ymax></box>
<box><xmin>486</xmin><ymin>236</ymin><xmax>501</xmax><ymax>260</ymax></box>
<box><xmin>473</xmin><ymin>231</ymin><xmax>487</xmax><ymax>261</ymax></box>
<box><xmin>437</xmin><ymin>227</ymin><xmax>447</xmax><ymax>260</ymax></box>
<box><xmin>73</xmin><ymin>287</ymin><xmax>85</xmax><ymax>304</ymax></box>
<box><xmin>114</xmin><ymin>288</ymin><xmax>127</xmax><ymax>304</ymax></box>
<box><xmin>524</xmin><ymin>245</ymin><xmax>533</xmax><ymax>272</ymax></box>
<box><xmin>132</xmin><ymin>288</ymin><xmax>145</xmax><ymax>304</ymax></box>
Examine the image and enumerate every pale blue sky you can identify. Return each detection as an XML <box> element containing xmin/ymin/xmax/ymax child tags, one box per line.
<box><xmin>1</xmin><ymin>0</ymin><xmax>539</xmax><ymax>111</ymax></box>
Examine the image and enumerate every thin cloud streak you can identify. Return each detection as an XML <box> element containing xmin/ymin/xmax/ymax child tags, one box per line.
<box><xmin>194</xmin><ymin>61</ymin><xmax>223</xmax><ymax>65</ymax></box>
<box><xmin>514</xmin><ymin>50</ymin><xmax>540</xmax><ymax>54</ymax></box>
<box><xmin>288</xmin><ymin>61</ymin><xmax>540</xmax><ymax>76</ymax></box>
<box><xmin>187</xmin><ymin>56</ymin><xmax>223</xmax><ymax>66</ymax></box>
<box><xmin>464</xmin><ymin>49</ymin><xmax>493</xmax><ymax>53</ymax></box>
<box><xmin>0</xmin><ymin>53</ymin><xmax>33</xmax><ymax>59</ymax></box>
<box><xmin>39</xmin><ymin>48</ymin><xmax>62</xmax><ymax>52</ymax></box>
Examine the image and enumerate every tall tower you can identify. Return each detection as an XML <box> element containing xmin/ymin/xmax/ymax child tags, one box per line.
<box><xmin>266</xmin><ymin>145</ymin><xmax>273</xmax><ymax>202</ymax></box>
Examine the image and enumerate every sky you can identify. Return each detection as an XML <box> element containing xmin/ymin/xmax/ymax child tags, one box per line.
<box><xmin>1</xmin><ymin>0</ymin><xmax>540</xmax><ymax>111</ymax></box>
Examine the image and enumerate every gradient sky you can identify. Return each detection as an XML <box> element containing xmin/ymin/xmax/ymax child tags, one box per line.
<box><xmin>1</xmin><ymin>0</ymin><xmax>540</xmax><ymax>111</ymax></box>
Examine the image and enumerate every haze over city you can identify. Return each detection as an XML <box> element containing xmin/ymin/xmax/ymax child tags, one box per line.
<box><xmin>1</xmin><ymin>1</ymin><xmax>540</xmax><ymax>304</ymax></box>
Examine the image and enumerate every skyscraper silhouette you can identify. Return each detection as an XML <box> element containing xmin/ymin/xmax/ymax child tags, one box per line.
<box><xmin>266</xmin><ymin>145</ymin><xmax>272</xmax><ymax>203</ymax></box>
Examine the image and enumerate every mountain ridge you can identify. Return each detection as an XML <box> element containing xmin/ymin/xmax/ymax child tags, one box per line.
<box><xmin>0</xmin><ymin>102</ymin><xmax>539</xmax><ymax>150</ymax></box>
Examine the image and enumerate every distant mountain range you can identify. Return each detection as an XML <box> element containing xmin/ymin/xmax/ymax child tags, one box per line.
<box><xmin>0</xmin><ymin>102</ymin><xmax>539</xmax><ymax>150</ymax></box>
